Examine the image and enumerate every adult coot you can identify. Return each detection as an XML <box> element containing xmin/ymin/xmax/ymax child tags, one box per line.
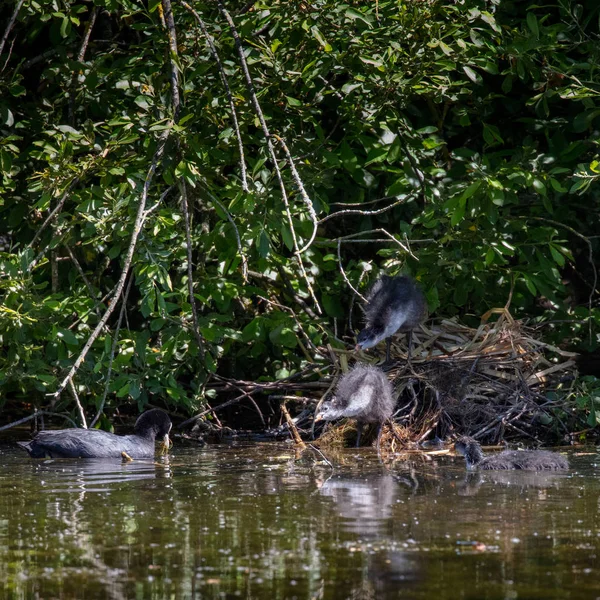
<box><xmin>356</xmin><ymin>275</ymin><xmax>426</xmax><ymax>364</ymax></box>
<box><xmin>17</xmin><ymin>409</ymin><xmax>172</xmax><ymax>459</ymax></box>
<box><xmin>454</xmin><ymin>436</ymin><xmax>568</xmax><ymax>471</ymax></box>
<box><xmin>315</xmin><ymin>364</ymin><xmax>395</xmax><ymax>454</ymax></box>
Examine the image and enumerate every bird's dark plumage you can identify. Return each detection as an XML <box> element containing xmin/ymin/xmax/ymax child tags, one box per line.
<box><xmin>356</xmin><ymin>275</ymin><xmax>426</xmax><ymax>362</ymax></box>
<box><xmin>454</xmin><ymin>436</ymin><xmax>568</xmax><ymax>471</ymax></box>
<box><xmin>316</xmin><ymin>364</ymin><xmax>395</xmax><ymax>452</ymax></box>
<box><xmin>17</xmin><ymin>409</ymin><xmax>172</xmax><ymax>459</ymax></box>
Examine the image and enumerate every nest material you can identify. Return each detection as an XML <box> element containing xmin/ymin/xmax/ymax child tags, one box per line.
<box><xmin>318</xmin><ymin>308</ymin><xmax>578</xmax><ymax>449</ymax></box>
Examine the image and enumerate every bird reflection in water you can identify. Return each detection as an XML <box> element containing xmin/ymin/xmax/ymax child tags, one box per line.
<box><xmin>33</xmin><ymin>456</ymin><xmax>173</xmax><ymax>495</ymax></box>
<box><xmin>316</xmin><ymin>472</ymin><xmax>420</xmax><ymax>596</ymax></box>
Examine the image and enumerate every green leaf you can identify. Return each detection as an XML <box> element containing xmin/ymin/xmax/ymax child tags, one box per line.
<box><xmin>344</xmin><ymin>7</ymin><xmax>373</xmax><ymax>26</ymax></box>
<box><xmin>526</xmin><ymin>12</ymin><xmax>539</xmax><ymax>38</ymax></box>
<box><xmin>285</xmin><ymin>96</ymin><xmax>302</xmax><ymax>107</ymax></box>
<box><xmin>450</xmin><ymin>202</ymin><xmax>466</xmax><ymax>226</ymax></box>
<box><xmin>258</xmin><ymin>230</ymin><xmax>270</xmax><ymax>258</ymax></box>
<box><xmin>549</xmin><ymin>245</ymin><xmax>565</xmax><ymax>267</ymax></box>
<box><xmin>463</xmin><ymin>65</ymin><xmax>482</xmax><ymax>85</ymax></box>
<box><xmin>57</xmin><ymin>329</ymin><xmax>79</xmax><ymax>346</ymax></box>
<box><xmin>281</xmin><ymin>224</ymin><xmax>294</xmax><ymax>251</ymax></box>
<box><xmin>311</xmin><ymin>26</ymin><xmax>332</xmax><ymax>52</ymax></box>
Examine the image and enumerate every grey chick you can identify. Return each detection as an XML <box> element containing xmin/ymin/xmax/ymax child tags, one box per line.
<box><xmin>356</xmin><ymin>275</ymin><xmax>426</xmax><ymax>364</ymax></box>
<box><xmin>316</xmin><ymin>364</ymin><xmax>395</xmax><ymax>455</ymax></box>
<box><xmin>454</xmin><ymin>437</ymin><xmax>569</xmax><ymax>471</ymax></box>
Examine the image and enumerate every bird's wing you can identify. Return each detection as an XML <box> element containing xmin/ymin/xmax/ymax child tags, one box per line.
<box><xmin>342</xmin><ymin>384</ymin><xmax>375</xmax><ymax>417</ymax></box>
<box><xmin>33</xmin><ymin>430</ymin><xmax>123</xmax><ymax>458</ymax></box>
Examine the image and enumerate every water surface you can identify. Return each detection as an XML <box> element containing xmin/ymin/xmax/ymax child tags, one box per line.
<box><xmin>1</xmin><ymin>439</ymin><xmax>598</xmax><ymax>599</ymax></box>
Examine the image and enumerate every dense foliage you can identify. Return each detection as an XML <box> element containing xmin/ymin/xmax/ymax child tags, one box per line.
<box><xmin>0</xmin><ymin>0</ymin><xmax>598</xmax><ymax>426</ymax></box>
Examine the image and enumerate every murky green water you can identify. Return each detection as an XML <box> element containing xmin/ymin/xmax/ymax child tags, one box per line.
<box><xmin>0</xmin><ymin>438</ymin><xmax>599</xmax><ymax>599</ymax></box>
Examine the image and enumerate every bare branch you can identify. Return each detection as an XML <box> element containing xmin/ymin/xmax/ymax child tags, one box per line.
<box><xmin>180</xmin><ymin>181</ymin><xmax>206</xmax><ymax>359</ymax></box>
<box><xmin>337</xmin><ymin>239</ymin><xmax>368</xmax><ymax>303</ymax></box>
<box><xmin>217</xmin><ymin>2</ymin><xmax>321</xmax><ymax>314</ymax></box>
<box><xmin>68</xmin><ymin>380</ymin><xmax>88</xmax><ymax>428</ymax></box>
<box><xmin>50</xmin><ymin>130</ymin><xmax>171</xmax><ymax>400</ymax></box>
<box><xmin>64</xmin><ymin>244</ymin><xmax>102</xmax><ymax>319</ymax></box>
<box><xmin>28</xmin><ymin>177</ymin><xmax>80</xmax><ymax>251</ymax></box>
<box><xmin>179</xmin><ymin>0</ymin><xmax>248</xmax><ymax>191</ymax></box>
<box><xmin>318</xmin><ymin>194</ymin><xmax>413</xmax><ymax>225</ymax></box>
<box><xmin>69</xmin><ymin>6</ymin><xmax>99</xmax><ymax>125</ymax></box>
<box><xmin>0</xmin><ymin>410</ymin><xmax>79</xmax><ymax>433</ymax></box>
<box><xmin>0</xmin><ymin>0</ymin><xmax>25</xmax><ymax>59</ymax></box>
<box><xmin>162</xmin><ymin>0</ymin><xmax>181</xmax><ymax>117</ymax></box>
<box><xmin>89</xmin><ymin>276</ymin><xmax>133</xmax><ymax>428</ymax></box>
<box><xmin>273</xmin><ymin>135</ymin><xmax>318</xmax><ymax>254</ymax></box>
<box><xmin>198</xmin><ymin>181</ymin><xmax>248</xmax><ymax>281</ymax></box>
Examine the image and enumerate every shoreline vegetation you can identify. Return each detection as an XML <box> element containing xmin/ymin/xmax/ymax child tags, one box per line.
<box><xmin>0</xmin><ymin>1</ymin><xmax>598</xmax><ymax>445</ymax></box>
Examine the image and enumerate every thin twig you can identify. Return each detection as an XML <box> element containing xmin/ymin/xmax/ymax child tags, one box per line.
<box><xmin>180</xmin><ymin>181</ymin><xmax>206</xmax><ymax>359</ymax></box>
<box><xmin>0</xmin><ymin>0</ymin><xmax>25</xmax><ymax>58</ymax></box>
<box><xmin>198</xmin><ymin>181</ymin><xmax>248</xmax><ymax>281</ymax></box>
<box><xmin>319</xmin><ymin>195</ymin><xmax>412</xmax><ymax>224</ymax></box>
<box><xmin>162</xmin><ymin>0</ymin><xmax>180</xmax><ymax>117</ymax></box>
<box><xmin>51</xmin><ymin>130</ymin><xmax>171</xmax><ymax>400</ymax></box>
<box><xmin>179</xmin><ymin>0</ymin><xmax>248</xmax><ymax>191</ymax></box>
<box><xmin>257</xmin><ymin>294</ymin><xmax>320</xmax><ymax>356</ymax></box>
<box><xmin>63</xmin><ymin>244</ymin><xmax>102</xmax><ymax>318</ymax></box>
<box><xmin>528</xmin><ymin>216</ymin><xmax>597</xmax><ymax>343</ymax></box>
<box><xmin>89</xmin><ymin>276</ymin><xmax>134</xmax><ymax>428</ymax></box>
<box><xmin>69</xmin><ymin>6</ymin><xmax>99</xmax><ymax>125</ymax></box>
<box><xmin>273</xmin><ymin>135</ymin><xmax>318</xmax><ymax>254</ymax></box>
<box><xmin>1</xmin><ymin>35</ymin><xmax>16</xmax><ymax>73</ymax></box>
<box><xmin>217</xmin><ymin>2</ymin><xmax>321</xmax><ymax>314</ymax></box>
<box><xmin>281</xmin><ymin>402</ymin><xmax>307</xmax><ymax>449</ymax></box>
<box><xmin>68</xmin><ymin>380</ymin><xmax>88</xmax><ymax>428</ymax></box>
<box><xmin>0</xmin><ymin>410</ymin><xmax>79</xmax><ymax>432</ymax></box>
<box><xmin>28</xmin><ymin>177</ymin><xmax>80</xmax><ymax>251</ymax></box>
<box><xmin>337</xmin><ymin>239</ymin><xmax>368</xmax><ymax>302</ymax></box>
<box><xmin>178</xmin><ymin>389</ymin><xmax>260</xmax><ymax>428</ymax></box>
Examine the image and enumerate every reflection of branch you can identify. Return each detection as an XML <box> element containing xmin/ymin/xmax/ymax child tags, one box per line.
<box><xmin>218</xmin><ymin>2</ymin><xmax>321</xmax><ymax>314</ymax></box>
<box><xmin>51</xmin><ymin>131</ymin><xmax>171</xmax><ymax>400</ymax></box>
<box><xmin>179</xmin><ymin>0</ymin><xmax>248</xmax><ymax>191</ymax></box>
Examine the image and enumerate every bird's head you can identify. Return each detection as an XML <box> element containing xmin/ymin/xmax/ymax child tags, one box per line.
<box><xmin>355</xmin><ymin>326</ymin><xmax>384</xmax><ymax>351</ymax></box>
<box><xmin>315</xmin><ymin>399</ymin><xmax>341</xmax><ymax>422</ymax></box>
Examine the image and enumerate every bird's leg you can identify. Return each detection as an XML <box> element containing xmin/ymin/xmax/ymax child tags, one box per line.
<box><xmin>355</xmin><ymin>422</ymin><xmax>363</xmax><ymax>448</ymax></box>
<box><xmin>406</xmin><ymin>329</ymin><xmax>420</xmax><ymax>376</ymax></box>
<box><xmin>375</xmin><ymin>423</ymin><xmax>383</xmax><ymax>457</ymax></box>
<box><xmin>385</xmin><ymin>337</ymin><xmax>392</xmax><ymax>364</ymax></box>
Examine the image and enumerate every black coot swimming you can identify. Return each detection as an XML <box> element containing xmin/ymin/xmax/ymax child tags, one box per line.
<box><xmin>454</xmin><ymin>436</ymin><xmax>568</xmax><ymax>471</ymax></box>
<box><xmin>315</xmin><ymin>364</ymin><xmax>395</xmax><ymax>454</ymax></box>
<box><xmin>356</xmin><ymin>275</ymin><xmax>426</xmax><ymax>364</ymax></box>
<box><xmin>17</xmin><ymin>409</ymin><xmax>172</xmax><ymax>459</ymax></box>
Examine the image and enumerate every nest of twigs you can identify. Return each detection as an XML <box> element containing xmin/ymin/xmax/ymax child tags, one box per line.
<box><xmin>315</xmin><ymin>308</ymin><xmax>578</xmax><ymax>449</ymax></box>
